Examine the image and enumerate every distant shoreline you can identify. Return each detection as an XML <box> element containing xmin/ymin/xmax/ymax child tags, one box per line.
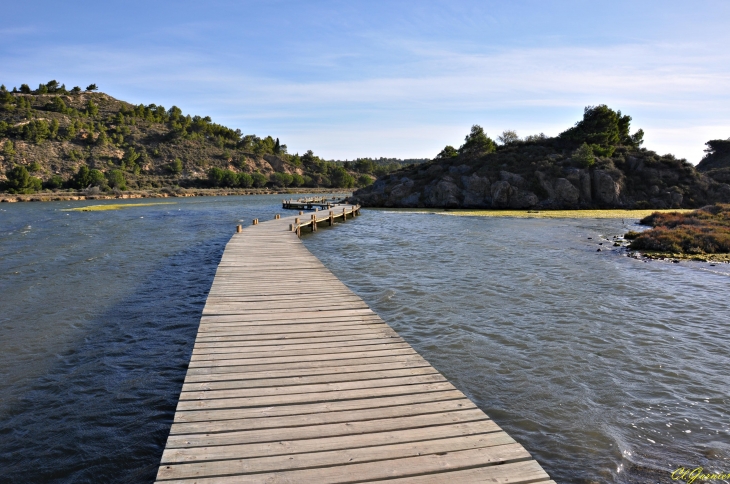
<box><xmin>0</xmin><ymin>188</ymin><xmax>352</xmax><ymax>203</ymax></box>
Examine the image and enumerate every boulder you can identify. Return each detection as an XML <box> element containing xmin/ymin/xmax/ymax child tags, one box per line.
<box><xmin>461</xmin><ymin>173</ymin><xmax>491</xmax><ymax>207</ymax></box>
<box><xmin>490</xmin><ymin>180</ymin><xmax>512</xmax><ymax>207</ymax></box>
<box><xmin>500</xmin><ymin>171</ymin><xmax>526</xmax><ymax>188</ymax></box>
<box><xmin>553</xmin><ymin>178</ymin><xmax>580</xmax><ymax>204</ymax></box>
<box><xmin>424</xmin><ymin>177</ymin><xmax>462</xmax><ymax>207</ymax></box>
<box><xmin>508</xmin><ymin>188</ymin><xmax>539</xmax><ymax>208</ymax></box>
<box><xmin>593</xmin><ymin>170</ymin><xmax>621</xmax><ymax>205</ymax></box>
<box><xmin>449</xmin><ymin>164</ymin><xmax>471</xmax><ymax>176</ymax></box>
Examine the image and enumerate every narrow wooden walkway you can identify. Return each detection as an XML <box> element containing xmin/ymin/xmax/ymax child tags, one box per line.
<box><xmin>156</xmin><ymin>206</ymin><xmax>553</xmax><ymax>483</ymax></box>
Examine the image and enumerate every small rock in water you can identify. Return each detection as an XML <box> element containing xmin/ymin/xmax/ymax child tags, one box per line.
<box><xmin>597</xmin><ymin>248</ymin><xmax>602</xmax><ymax>252</ymax></box>
<box><xmin>588</xmin><ymin>237</ymin><xmax>593</xmax><ymax>239</ymax></box>
<box><xmin>599</xmin><ymin>243</ymin><xmax>603</xmax><ymax>245</ymax></box>
<box><xmin>614</xmin><ymin>242</ymin><xmax>621</xmax><ymax>246</ymax></box>
<box><xmin>672</xmin><ymin>259</ymin><xmax>680</xmax><ymax>263</ymax></box>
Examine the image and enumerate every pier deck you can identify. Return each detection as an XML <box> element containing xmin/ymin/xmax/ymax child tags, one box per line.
<box><xmin>156</xmin><ymin>206</ymin><xmax>553</xmax><ymax>483</ymax></box>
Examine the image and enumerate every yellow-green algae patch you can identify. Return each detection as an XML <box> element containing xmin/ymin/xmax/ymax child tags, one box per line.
<box><xmin>437</xmin><ymin>208</ymin><xmax>693</xmax><ymax>219</ymax></box>
<box><xmin>63</xmin><ymin>202</ymin><xmax>177</xmax><ymax>212</ymax></box>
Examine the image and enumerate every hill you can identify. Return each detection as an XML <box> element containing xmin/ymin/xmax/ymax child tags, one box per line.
<box><xmin>696</xmin><ymin>138</ymin><xmax>730</xmax><ymax>184</ymax></box>
<box><xmin>350</xmin><ymin>106</ymin><xmax>730</xmax><ymax>209</ymax></box>
<box><xmin>0</xmin><ymin>80</ymin><xmax>423</xmax><ymax>195</ymax></box>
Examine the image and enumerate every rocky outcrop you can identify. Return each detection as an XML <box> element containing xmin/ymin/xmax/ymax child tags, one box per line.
<box><xmin>593</xmin><ymin>170</ymin><xmax>621</xmax><ymax>205</ymax></box>
<box><xmin>351</xmin><ymin>139</ymin><xmax>730</xmax><ymax>209</ymax></box>
<box><xmin>423</xmin><ymin>176</ymin><xmax>462</xmax><ymax>207</ymax></box>
<box><xmin>461</xmin><ymin>173</ymin><xmax>491</xmax><ymax>207</ymax></box>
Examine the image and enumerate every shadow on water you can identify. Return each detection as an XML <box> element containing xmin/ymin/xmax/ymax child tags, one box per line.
<box><xmin>0</xmin><ymin>235</ymin><xmax>227</xmax><ymax>483</ymax></box>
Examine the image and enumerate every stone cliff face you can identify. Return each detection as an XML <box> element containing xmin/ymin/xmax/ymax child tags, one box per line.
<box><xmin>351</xmin><ymin>143</ymin><xmax>730</xmax><ymax>209</ymax></box>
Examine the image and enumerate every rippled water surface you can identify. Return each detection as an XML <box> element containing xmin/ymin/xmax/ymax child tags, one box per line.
<box><xmin>1</xmin><ymin>200</ymin><xmax>729</xmax><ymax>483</ymax></box>
<box><xmin>303</xmin><ymin>211</ymin><xmax>730</xmax><ymax>484</ymax></box>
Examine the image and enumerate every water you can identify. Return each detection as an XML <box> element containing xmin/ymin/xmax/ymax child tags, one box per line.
<box><xmin>1</xmin><ymin>199</ymin><xmax>728</xmax><ymax>483</ymax></box>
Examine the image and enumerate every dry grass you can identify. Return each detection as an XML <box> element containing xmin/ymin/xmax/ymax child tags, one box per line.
<box><xmin>63</xmin><ymin>202</ymin><xmax>177</xmax><ymax>211</ymax></box>
<box><xmin>436</xmin><ymin>209</ymin><xmax>693</xmax><ymax>219</ymax></box>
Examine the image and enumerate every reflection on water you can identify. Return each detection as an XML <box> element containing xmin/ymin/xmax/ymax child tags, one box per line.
<box><xmin>304</xmin><ymin>211</ymin><xmax>730</xmax><ymax>484</ymax></box>
<box><xmin>1</xmin><ymin>201</ymin><xmax>728</xmax><ymax>483</ymax></box>
<box><xmin>0</xmin><ymin>196</ymin><xmax>286</xmax><ymax>483</ymax></box>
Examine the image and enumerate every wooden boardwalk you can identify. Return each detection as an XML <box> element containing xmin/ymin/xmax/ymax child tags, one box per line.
<box><xmin>156</xmin><ymin>206</ymin><xmax>553</xmax><ymax>483</ymax></box>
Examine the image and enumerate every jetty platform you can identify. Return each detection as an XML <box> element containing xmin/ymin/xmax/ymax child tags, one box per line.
<box><xmin>156</xmin><ymin>205</ymin><xmax>553</xmax><ymax>483</ymax></box>
<box><xmin>282</xmin><ymin>196</ymin><xmax>343</xmax><ymax>211</ymax></box>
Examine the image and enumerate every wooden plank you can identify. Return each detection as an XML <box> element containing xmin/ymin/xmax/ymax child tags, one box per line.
<box><xmin>162</xmin><ymin>419</ymin><xmax>496</xmax><ymax>464</ymax></box>
<box><xmin>179</xmin><ymin>373</ymin><xmax>447</xmax><ymax>401</ymax></box>
<box><xmin>172</xmin><ymin>391</ymin><xmax>469</xmax><ymax>424</ymax></box>
<box><xmin>169</xmin><ymin>398</ymin><xmax>479</xmax><ymax>435</ymax></box>
<box><xmin>164</xmin><ymin>409</ymin><xmax>490</xmax><ymax>448</ymax></box>
<box><xmin>157</xmin><ymin>444</ymin><xmax>532</xmax><ymax>483</ymax></box>
<box><xmin>156</xmin><ymin>432</ymin><xmax>517</xmax><ymax>480</ymax></box>
<box><xmin>174</xmin><ymin>381</ymin><xmax>457</xmax><ymax>411</ymax></box>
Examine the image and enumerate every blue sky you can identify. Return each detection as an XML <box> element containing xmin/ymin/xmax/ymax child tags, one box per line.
<box><xmin>2</xmin><ymin>1</ymin><xmax>728</xmax><ymax>162</ymax></box>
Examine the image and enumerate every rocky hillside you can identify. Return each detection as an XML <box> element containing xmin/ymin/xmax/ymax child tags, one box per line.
<box><xmin>351</xmin><ymin>106</ymin><xmax>730</xmax><ymax>209</ymax></box>
<box><xmin>696</xmin><ymin>138</ymin><xmax>730</xmax><ymax>184</ymax></box>
<box><xmin>0</xmin><ymin>81</ymin><xmax>414</xmax><ymax>194</ymax></box>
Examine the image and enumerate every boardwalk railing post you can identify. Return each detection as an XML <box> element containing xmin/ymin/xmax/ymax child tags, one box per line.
<box><xmin>329</xmin><ymin>211</ymin><xmax>334</xmax><ymax>226</ymax></box>
<box><xmin>275</xmin><ymin>214</ymin><xmax>280</xmax><ymax>219</ymax></box>
<box><xmin>299</xmin><ymin>211</ymin><xmax>303</xmax><ymax>215</ymax></box>
<box><xmin>343</xmin><ymin>207</ymin><xmax>347</xmax><ymax>221</ymax></box>
<box><xmin>311</xmin><ymin>214</ymin><xmax>317</xmax><ymax>232</ymax></box>
<box><xmin>236</xmin><ymin>225</ymin><xmax>242</xmax><ymax>233</ymax></box>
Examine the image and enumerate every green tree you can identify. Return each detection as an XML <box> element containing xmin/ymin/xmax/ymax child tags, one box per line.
<box><xmin>330</xmin><ymin>166</ymin><xmax>355</xmax><ymax>188</ymax></box>
<box><xmin>86</xmin><ymin>84</ymin><xmax>98</xmax><ymax>92</ymax></box>
<box><xmin>28</xmin><ymin>162</ymin><xmax>42</xmax><ymax>172</ymax></box>
<box><xmin>237</xmin><ymin>172</ymin><xmax>253</xmax><ymax>188</ymax></box>
<box><xmin>22</xmin><ymin>120</ymin><xmax>51</xmax><ymax>144</ymax></box>
<box><xmin>170</xmin><ymin>158</ymin><xmax>183</xmax><ymax>173</ymax></box>
<box><xmin>560</xmin><ymin>105</ymin><xmax>644</xmax><ymax>155</ymax></box>
<box><xmin>291</xmin><ymin>173</ymin><xmax>305</xmax><ymax>187</ymax></box>
<box><xmin>86</xmin><ymin>100</ymin><xmax>99</xmax><ymax>116</ymax></box>
<box><xmin>221</xmin><ymin>170</ymin><xmax>238</xmax><ymax>187</ymax></box>
<box><xmin>5</xmin><ymin>166</ymin><xmax>42</xmax><ymax>193</ymax></box>
<box><xmin>19</xmin><ymin>84</ymin><xmax>31</xmax><ymax>94</ymax></box>
<box><xmin>458</xmin><ymin>125</ymin><xmax>496</xmax><ymax>157</ymax></box>
<box><xmin>572</xmin><ymin>143</ymin><xmax>595</xmax><ymax>168</ymax></box>
<box><xmin>36</xmin><ymin>83</ymin><xmax>48</xmax><ymax>94</ymax></box>
<box><xmin>45</xmin><ymin>175</ymin><xmax>64</xmax><ymax>189</ymax></box>
<box><xmin>357</xmin><ymin>174</ymin><xmax>374</xmax><ymax>187</ymax></box>
<box><xmin>251</xmin><ymin>172</ymin><xmax>267</xmax><ymax>188</ymax></box>
<box><xmin>71</xmin><ymin>86</ymin><xmax>81</xmax><ymax>94</ymax></box>
<box><xmin>271</xmin><ymin>172</ymin><xmax>293</xmax><ymax>187</ymax></box>
<box><xmin>73</xmin><ymin>165</ymin><xmax>92</xmax><ymax>188</ymax></box>
<box><xmin>3</xmin><ymin>140</ymin><xmax>16</xmax><ymax>160</ymax></box>
<box><xmin>88</xmin><ymin>169</ymin><xmax>107</xmax><ymax>187</ymax></box>
<box><xmin>497</xmin><ymin>130</ymin><xmax>520</xmax><ymax>145</ymax></box>
<box><xmin>208</xmin><ymin>167</ymin><xmax>225</xmax><ymax>187</ymax></box>
<box><xmin>436</xmin><ymin>145</ymin><xmax>458</xmax><ymax>159</ymax></box>
<box><xmin>45</xmin><ymin>80</ymin><xmax>60</xmax><ymax>92</ymax></box>
<box><xmin>106</xmin><ymin>169</ymin><xmax>126</xmax><ymax>189</ymax></box>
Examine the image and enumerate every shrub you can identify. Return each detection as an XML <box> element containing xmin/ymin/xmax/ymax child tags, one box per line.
<box><xmin>572</xmin><ymin>143</ymin><xmax>595</xmax><ymax>168</ymax></box>
<box><xmin>271</xmin><ymin>172</ymin><xmax>293</xmax><ymax>187</ymax></box>
<box><xmin>237</xmin><ymin>173</ymin><xmax>253</xmax><ymax>188</ymax></box>
<box><xmin>106</xmin><ymin>169</ymin><xmax>126</xmax><ymax>190</ymax></box>
<box><xmin>357</xmin><ymin>174</ymin><xmax>374</xmax><ymax>187</ymax></box>
<box><xmin>251</xmin><ymin>172</ymin><xmax>267</xmax><ymax>188</ymax></box>
<box><xmin>5</xmin><ymin>166</ymin><xmax>42</xmax><ymax>193</ymax></box>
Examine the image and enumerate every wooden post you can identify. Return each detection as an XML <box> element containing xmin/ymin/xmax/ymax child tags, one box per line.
<box><xmin>275</xmin><ymin>214</ymin><xmax>280</xmax><ymax>219</ymax></box>
<box><xmin>299</xmin><ymin>211</ymin><xmax>303</xmax><ymax>215</ymax></box>
<box><xmin>236</xmin><ymin>225</ymin><xmax>242</xmax><ymax>233</ymax></box>
<box><xmin>329</xmin><ymin>211</ymin><xmax>334</xmax><ymax>226</ymax></box>
<box><xmin>295</xmin><ymin>217</ymin><xmax>299</xmax><ymax>224</ymax></box>
<box><xmin>311</xmin><ymin>214</ymin><xmax>317</xmax><ymax>232</ymax></box>
<box><xmin>289</xmin><ymin>223</ymin><xmax>293</xmax><ymax>231</ymax></box>
<box><xmin>253</xmin><ymin>219</ymin><xmax>258</xmax><ymax>225</ymax></box>
<box><xmin>343</xmin><ymin>207</ymin><xmax>347</xmax><ymax>221</ymax></box>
